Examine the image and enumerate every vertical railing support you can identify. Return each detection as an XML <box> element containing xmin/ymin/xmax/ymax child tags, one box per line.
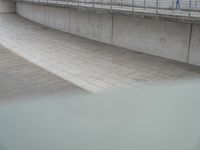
<box><xmin>195</xmin><ymin>0</ymin><xmax>197</xmax><ymax>11</ymax></box>
<box><xmin>156</xmin><ymin>0</ymin><xmax>158</xmax><ymax>14</ymax></box>
<box><xmin>189</xmin><ymin>0</ymin><xmax>192</xmax><ymax>16</ymax></box>
<box><xmin>78</xmin><ymin>0</ymin><xmax>79</xmax><ymax>8</ymax></box>
<box><xmin>132</xmin><ymin>0</ymin><xmax>134</xmax><ymax>11</ymax></box>
<box><xmin>172</xmin><ymin>0</ymin><xmax>174</xmax><ymax>12</ymax></box>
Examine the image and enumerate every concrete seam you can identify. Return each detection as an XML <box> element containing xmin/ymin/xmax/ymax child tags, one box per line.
<box><xmin>111</xmin><ymin>14</ymin><xmax>114</xmax><ymax>45</ymax></box>
<box><xmin>69</xmin><ymin>8</ymin><xmax>71</xmax><ymax>33</ymax></box>
<box><xmin>43</xmin><ymin>5</ymin><xmax>45</xmax><ymax>25</ymax></box>
<box><xmin>187</xmin><ymin>23</ymin><xmax>193</xmax><ymax>63</ymax></box>
<box><xmin>25</xmin><ymin>2</ymin><xmax>28</xmax><ymax>18</ymax></box>
<box><xmin>44</xmin><ymin>6</ymin><xmax>47</xmax><ymax>25</ymax></box>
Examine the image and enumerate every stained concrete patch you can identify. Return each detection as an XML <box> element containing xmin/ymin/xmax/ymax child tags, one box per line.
<box><xmin>0</xmin><ymin>45</ymin><xmax>85</xmax><ymax>102</ymax></box>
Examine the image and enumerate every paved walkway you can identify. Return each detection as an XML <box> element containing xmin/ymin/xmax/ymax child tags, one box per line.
<box><xmin>0</xmin><ymin>14</ymin><xmax>200</xmax><ymax>93</ymax></box>
<box><xmin>0</xmin><ymin>44</ymin><xmax>84</xmax><ymax>102</ymax></box>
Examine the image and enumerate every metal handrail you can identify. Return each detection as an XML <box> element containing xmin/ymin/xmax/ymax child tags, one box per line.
<box><xmin>15</xmin><ymin>0</ymin><xmax>200</xmax><ymax>17</ymax></box>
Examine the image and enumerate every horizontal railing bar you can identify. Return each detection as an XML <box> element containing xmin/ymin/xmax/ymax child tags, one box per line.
<box><xmin>15</xmin><ymin>0</ymin><xmax>200</xmax><ymax>18</ymax></box>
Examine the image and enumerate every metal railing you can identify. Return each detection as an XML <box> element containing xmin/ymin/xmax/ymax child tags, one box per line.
<box><xmin>15</xmin><ymin>0</ymin><xmax>200</xmax><ymax>17</ymax></box>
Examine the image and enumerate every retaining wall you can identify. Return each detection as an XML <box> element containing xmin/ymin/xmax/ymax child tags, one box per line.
<box><xmin>0</xmin><ymin>0</ymin><xmax>15</xmax><ymax>13</ymax></box>
<box><xmin>16</xmin><ymin>2</ymin><xmax>200</xmax><ymax>66</ymax></box>
<box><xmin>188</xmin><ymin>25</ymin><xmax>200</xmax><ymax>66</ymax></box>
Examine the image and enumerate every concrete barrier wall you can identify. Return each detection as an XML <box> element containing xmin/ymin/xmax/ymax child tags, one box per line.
<box><xmin>112</xmin><ymin>15</ymin><xmax>191</xmax><ymax>62</ymax></box>
<box><xmin>188</xmin><ymin>24</ymin><xmax>200</xmax><ymax>66</ymax></box>
<box><xmin>69</xmin><ymin>10</ymin><xmax>112</xmax><ymax>44</ymax></box>
<box><xmin>16</xmin><ymin>2</ymin><xmax>200</xmax><ymax>66</ymax></box>
<box><xmin>0</xmin><ymin>0</ymin><xmax>15</xmax><ymax>13</ymax></box>
<box><xmin>17</xmin><ymin>3</ymin><xmax>113</xmax><ymax>44</ymax></box>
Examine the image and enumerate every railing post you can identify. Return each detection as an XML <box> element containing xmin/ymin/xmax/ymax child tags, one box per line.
<box><xmin>156</xmin><ymin>0</ymin><xmax>158</xmax><ymax>14</ymax></box>
<box><xmin>111</xmin><ymin>0</ymin><xmax>112</xmax><ymax>9</ymax></box>
<box><xmin>93</xmin><ymin>0</ymin><xmax>94</xmax><ymax>8</ymax></box>
<box><xmin>189</xmin><ymin>0</ymin><xmax>192</xmax><ymax>16</ymax></box>
<box><xmin>172</xmin><ymin>0</ymin><xmax>174</xmax><ymax>12</ymax></box>
<box><xmin>132</xmin><ymin>0</ymin><xmax>134</xmax><ymax>11</ymax></box>
<box><xmin>144</xmin><ymin>0</ymin><xmax>146</xmax><ymax>9</ymax></box>
<box><xmin>195</xmin><ymin>0</ymin><xmax>197</xmax><ymax>11</ymax></box>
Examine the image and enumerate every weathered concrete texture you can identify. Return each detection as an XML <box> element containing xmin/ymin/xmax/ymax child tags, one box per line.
<box><xmin>16</xmin><ymin>2</ymin><xmax>197</xmax><ymax>64</ymax></box>
<box><xmin>0</xmin><ymin>44</ymin><xmax>85</xmax><ymax>102</ymax></box>
<box><xmin>31</xmin><ymin>4</ymin><xmax>45</xmax><ymax>25</ymax></box>
<box><xmin>0</xmin><ymin>0</ymin><xmax>15</xmax><ymax>13</ymax></box>
<box><xmin>69</xmin><ymin>9</ymin><xmax>112</xmax><ymax>44</ymax></box>
<box><xmin>17</xmin><ymin>2</ymin><xmax>45</xmax><ymax>24</ymax></box>
<box><xmin>1</xmin><ymin>14</ymin><xmax>200</xmax><ymax>93</ymax></box>
<box><xmin>112</xmin><ymin>16</ymin><xmax>191</xmax><ymax>62</ymax></box>
<box><xmin>45</xmin><ymin>6</ymin><xmax>70</xmax><ymax>32</ymax></box>
<box><xmin>17</xmin><ymin>3</ymin><xmax>112</xmax><ymax>44</ymax></box>
<box><xmin>188</xmin><ymin>24</ymin><xmax>200</xmax><ymax>66</ymax></box>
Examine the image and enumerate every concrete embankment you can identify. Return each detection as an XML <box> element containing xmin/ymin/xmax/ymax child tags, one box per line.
<box><xmin>16</xmin><ymin>2</ymin><xmax>200</xmax><ymax>66</ymax></box>
<box><xmin>0</xmin><ymin>44</ymin><xmax>85</xmax><ymax>101</ymax></box>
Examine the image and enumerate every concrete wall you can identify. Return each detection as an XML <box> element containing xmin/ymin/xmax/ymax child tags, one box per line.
<box><xmin>0</xmin><ymin>0</ymin><xmax>15</xmax><ymax>13</ymax></box>
<box><xmin>188</xmin><ymin>24</ymin><xmax>200</xmax><ymax>66</ymax></box>
<box><xmin>112</xmin><ymin>16</ymin><xmax>191</xmax><ymax>62</ymax></box>
<box><xmin>17</xmin><ymin>3</ymin><xmax>113</xmax><ymax>44</ymax></box>
<box><xmin>16</xmin><ymin>2</ymin><xmax>200</xmax><ymax>66</ymax></box>
<box><xmin>69</xmin><ymin>10</ymin><xmax>112</xmax><ymax>44</ymax></box>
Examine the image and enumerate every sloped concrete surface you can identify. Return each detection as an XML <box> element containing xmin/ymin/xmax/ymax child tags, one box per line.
<box><xmin>0</xmin><ymin>45</ymin><xmax>84</xmax><ymax>102</ymax></box>
<box><xmin>0</xmin><ymin>14</ymin><xmax>200</xmax><ymax>92</ymax></box>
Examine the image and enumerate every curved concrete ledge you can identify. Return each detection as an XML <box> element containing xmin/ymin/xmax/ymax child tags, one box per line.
<box><xmin>16</xmin><ymin>2</ymin><xmax>200</xmax><ymax>66</ymax></box>
<box><xmin>0</xmin><ymin>0</ymin><xmax>15</xmax><ymax>13</ymax></box>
